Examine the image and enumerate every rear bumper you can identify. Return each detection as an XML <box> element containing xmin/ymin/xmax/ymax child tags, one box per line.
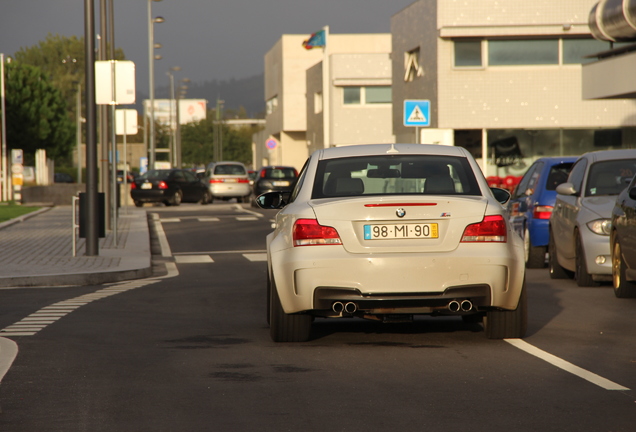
<box><xmin>209</xmin><ymin>183</ymin><xmax>251</xmax><ymax>198</ymax></box>
<box><xmin>271</xmin><ymin>240</ymin><xmax>525</xmax><ymax>314</ymax></box>
<box><xmin>131</xmin><ymin>190</ymin><xmax>170</xmax><ymax>203</ymax></box>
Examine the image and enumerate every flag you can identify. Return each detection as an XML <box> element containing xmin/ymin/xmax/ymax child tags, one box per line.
<box><xmin>302</xmin><ymin>30</ymin><xmax>326</xmax><ymax>50</ymax></box>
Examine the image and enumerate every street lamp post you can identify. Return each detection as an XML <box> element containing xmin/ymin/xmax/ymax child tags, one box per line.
<box><xmin>147</xmin><ymin>0</ymin><xmax>163</xmax><ymax>169</ymax></box>
<box><xmin>176</xmin><ymin>78</ymin><xmax>189</xmax><ymax>169</ymax></box>
<box><xmin>166</xmin><ymin>66</ymin><xmax>180</xmax><ymax>167</ymax></box>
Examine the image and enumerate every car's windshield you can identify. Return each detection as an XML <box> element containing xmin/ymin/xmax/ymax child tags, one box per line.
<box><xmin>311</xmin><ymin>155</ymin><xmax>481</xmax><ymax>199</ymax></box>
<box><xmin>214</xmin><ymin>165</ymin><xmax>246</xmax><ymax>175</ymax></box>
<box><xmin>263</xmin><ymin>167</ymin><xmax>296</xmax><ymax>179</ymax></box>
<box><xmin>141</xmin><ymin>169</ymin><xmax>171</xmax><ymax>180</ymax></box>
<box><xmin>585</xmin><ymin>159</ymin><xmax>636</xmax><ymax>196</ymax></box>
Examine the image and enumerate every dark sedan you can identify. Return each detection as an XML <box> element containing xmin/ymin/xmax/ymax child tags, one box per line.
<box><xmin>130</xmin><ymin>169</ymin><xmax>211</xmax><ymax>207</ymax></box>
<box><xmin>610</xmin><ymin>176</ymin><xmax>636</xmax><ymax>298</ymax></box>
<box><xmin>252</xmin><ymin>166</ymin><xmax>298</xmax><ymax>197</ymax></box>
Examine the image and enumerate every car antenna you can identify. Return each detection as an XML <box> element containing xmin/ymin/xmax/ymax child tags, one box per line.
<box><xmin>387</xmin><ymin>143</ymin><xmax>399</xmax><ymax>154</ymax></box>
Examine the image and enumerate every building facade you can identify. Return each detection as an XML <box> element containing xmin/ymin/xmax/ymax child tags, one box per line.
<box><xmin>392</xmin><ymin>0</ymin><xmax>636</xmax><ymax>177</ymax></box>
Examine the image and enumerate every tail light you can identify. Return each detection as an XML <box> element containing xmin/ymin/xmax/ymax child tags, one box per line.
<box><xmin>293</xmin><ymin>219</ymin><xmax>342</xmax><ymax>246</ymax></box>
<box><xmin>237</xmin><ymin>178</ymin><xmax>249</xmax><ymax>183</ymax></box>
<box><xmin>461</xmin><ymin>215</ymin><xmax>507</xmax><ymax>243</ymax></box>
<box><xmin>130</xmin><ymin>182</ymin><xmax>137</xmax><ymax>190</ymax></box>
<box><xmin>158</xmin><ymin>181</ymin><xmax>168</xmax><ymax>190</ymax></box>
<box><xmin>532</xmin><ymin>205</ymin><xmax>553</xmax><ymax>220</ymax></box>
<box><xmin>209</xmin><ymin>179</ymin><xmax>224</xmax><ymax>184</ymax></box>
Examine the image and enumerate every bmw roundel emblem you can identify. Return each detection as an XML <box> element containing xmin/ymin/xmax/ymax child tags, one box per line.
<box><xmin>396</xmin><ymin>208</ymin><xmax>406</xmax><ymax>218</ymax></box>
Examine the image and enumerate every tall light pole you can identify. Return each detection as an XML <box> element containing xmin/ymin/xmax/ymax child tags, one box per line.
<box><xmin>148</xmin><ymin>0</ymin><xmax>163</xmax><ymax>169</ymax></box>
<box><xmin>176</xmin><ymin>77</ymin><xmax>189</xmax><ymax>169</ymax></box>
<box><xmin>1</xmin><ymin>54</ymin><xmax>7</xmax><ymax>202</ymax></box>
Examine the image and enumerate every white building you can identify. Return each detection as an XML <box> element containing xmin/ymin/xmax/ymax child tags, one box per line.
<box><xmin>391</xmin><ymin>0</ymin><xmax>636</xmax><ymax>177</ymax></box>
<box><xmin>257</xmin><ymin>32</ymin><xmax>393</xmax><ymax>171</ymax></box>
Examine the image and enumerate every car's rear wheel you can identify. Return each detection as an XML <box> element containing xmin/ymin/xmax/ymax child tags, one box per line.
<box><xmin>171</xmin><ymin>190</ymin><xmax>182</xmax><ymax>207</ymax></box>
<box><xmin>525</xmin><ymin>227</ymin><xmax>547</xmax><ymax>268</ymax></box>
<box><xmin>612</xmin><ymin>238</ymin><xmax>636</xmax><ymax>298</ymax></box>
<box><xmin>134</xmin><ymin>200</ymin><xmax>143</xmax><ymax>208</ymax></box>
<box><xmin>269</xmin><ymin>276</ymin><xmax>312</xmax><ymax>342</ymax></box>
<box><xmin>575</xmin><ymin>233</ymin><xmax>597</xmax><ymax>287</ymax></box>
<box><xmin>200</xmin><ymin>191</ymin><xmax>211</xmax><ymax>205</ymax></box>
<box><xmin>484</xmin><ymin>280</ymin><xmax>527</xmax><ymax>339</ymax></box>
<box><xmin>548</xmin><ymin>227</ymin><xmax>569</xmax><ymax>279</ymax></box>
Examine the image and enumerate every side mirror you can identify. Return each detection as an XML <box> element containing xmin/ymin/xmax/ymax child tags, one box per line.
<box><xmin>490</xmin><ymin>187</ymin><xmax>511</xmax><ymax>205</ymax></box>
<box><xmin>556</xmin><ymin>182</ymin><xmax>577</xmax><ymax>196</ymax></box>
<box><xmin>629</xmin><ymin>186</ymin><xmax>636</xmax><ymax>200</ymax></box>
<box><xmin>256</xmin><ymin>192</ymin><xmax>286</xmax><ymax>210</ymax></box>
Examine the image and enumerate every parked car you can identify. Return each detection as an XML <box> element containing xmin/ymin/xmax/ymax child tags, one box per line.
<box><xmin>256</xmin><ymin>143</ymin><xmax>526</xmax><ymax>342</ymax></box>
<box><xmin>252</xmin><ymin>165</ymin><xmax>298</xmax><ymax>197</ymax></box>
<box><xmin>549</xmin><ymin>149</ymin><xmax>636</xmax><ymax>286</ymax></box>
<box><xmin>205</xmin><ymin>161</ymin><xmax>251</xmax><ymax>203</ymax></box>
<box><xmin>610</xmin><ymin>175</ymin><xmax>636</xmax><ymax>298</ymax></box>
<box><xmin>116</xmin><ymin>170</ymin><xmax>135</xmax><ymax>184</ymax></box>
<box><xmin>130</xmin><ymin>169</ymin><xmax>211</xmax><ymax>207</ymax></box>
<box><xmin>508</xmin><ymin>157</ymin><xmax>577</xmax><ymax>268</ymax></box>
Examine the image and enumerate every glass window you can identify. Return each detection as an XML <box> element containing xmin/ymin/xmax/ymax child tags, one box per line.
<box><xmin>343</xmin><ymin>87</ymin><xmax>361</xmax><ymax>105</ymax></box>
<box><xmin>563</xmin><ymin>39</ymin><xmax>611</xmax><ymax>64</ymax></box>
<box><xmin>454</xmin><ymin>40</ymin><xmax>482</xmax><ymax>67</ymax></box>
<box><xmin>365</xmin><ymin>86</ymin><xmax>391</xmax><ymax>104</ymax></box>
<box><xmin>568</xmin><ymin>159</ymin><xmax>588</xmax><ymax>194</ymax></box>
<box><xmin>311</xmin><ymin>155</ymin><xmax>481</xmax><ymax>199</ymax></box>
<box><xmin>489</xmin><ymin>40</ymin><xmax>559</xmax><ymax>65</ymax></box>
<box><xmin>585</xmin><ymin>159</ymin><xmax>636</xmax><ymax>196</ymax></box>
<box><xmin>545</xmin><ymin>163</ymin><xmax>574</xmax><ymax>190</ymax></box>
<box><xmin>514</xmin><ymin>161</ymin><xmax>542</xmax><ymax>198</ymax></box>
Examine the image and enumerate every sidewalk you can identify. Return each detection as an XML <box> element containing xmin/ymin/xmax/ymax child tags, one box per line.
<box><xmin>0</xmin><ymin>205</ymin><xmax>152</xmax><ymax>287</ymax></box>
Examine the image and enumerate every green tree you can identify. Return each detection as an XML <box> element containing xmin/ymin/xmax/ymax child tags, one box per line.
<box><xmin>3</xmin><ymin>62</ymin><xmax>74</xmax><ymax>163</ymax></box>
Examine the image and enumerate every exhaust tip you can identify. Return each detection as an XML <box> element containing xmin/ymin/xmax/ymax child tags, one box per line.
<box><xmin>332</xmin><ymin>302</ymin><xmax>344</xmax><ymax>314</ymax></box>
<box><xmin>344</xmin><ymin>302</ymin><xmax>358</xmax><ymax>314</ymax></box>
<box><xmin>461</xmin><ymin>300</ymin><xmax>473</xmax><ymax>312</ymax></box>
<box><xmin>448</xmin><ymin>300</ymin><xmax>460</xmax><ymax>312</ymax></box>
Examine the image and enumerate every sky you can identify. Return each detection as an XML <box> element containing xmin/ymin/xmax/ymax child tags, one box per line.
<box><xmin>0</xmin><ymin>0</ymin><xmax>416</xmax><ymax>91</ymax></box>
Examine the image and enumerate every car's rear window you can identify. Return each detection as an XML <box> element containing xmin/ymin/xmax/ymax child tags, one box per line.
<box><xmin>311</xmin><ymin>155</ymin><xmax>481</xmax><ymax>199</ymax></box>
<box><xmin>214</xmin><ymin>164</ymin><xmax>246</xmax><ymax>176</ymax></box>
<box><xmin>585</xmin><ymin>159</ymin><xmax>636</xmax><ymax>196</ymax></box>
<box><xmin>143</xmin><ymin>169</ymin><xmax>171</xmax><ymax>180</ymax></box>
<box><xmin>262</xmin><ymin>167</ymin><xmax>297</xmax><ymax>179</ymax></box>
<box><xmin>545</xmin><ymin>163</ymin><xmax>574</xmax><ymax>191</ymax></box>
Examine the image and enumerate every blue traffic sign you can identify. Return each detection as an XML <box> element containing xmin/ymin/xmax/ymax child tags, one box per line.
<box><xmin>403</xmin><ymin>100</ymin><xmax>430</xmax><ymax>127</ymax></box>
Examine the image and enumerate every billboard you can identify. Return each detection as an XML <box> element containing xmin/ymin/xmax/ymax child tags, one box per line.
<box><xmin>144</xmin><ymin>99</ymin><xmax>207</xmax><ymax>128</ymax></box>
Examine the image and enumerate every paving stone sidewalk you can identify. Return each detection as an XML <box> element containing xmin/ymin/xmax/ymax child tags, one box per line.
<box><xmin>0</xmin><ymin>206</ymin><xmax>151</xmax><ymax>287</ymax></box>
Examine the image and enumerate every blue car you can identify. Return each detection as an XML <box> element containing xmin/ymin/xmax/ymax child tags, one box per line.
<box><xmin>508</xmin><ymin>157</ymin><xmax>577</xmax><ymax>268</ymax></box>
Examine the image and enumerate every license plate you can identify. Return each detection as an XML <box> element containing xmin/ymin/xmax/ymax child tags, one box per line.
<box><xmin>364</xmin><ymin>223</ymin><xmax>439</xmax><ymax>240</ymax></box>
<box><xmin>273</xmin><ymin>181</ymin><xmax>290</xmax><ymax>187</ymax></box>
<box><xmin>224</xmin><ymin>178</ymin><xmax>238</xmax><ymax>183</ymax></box>
<box><xmin>141</xmin><ymin>182</ymin><xmax>152</xmax><ymax>189</ymax></box>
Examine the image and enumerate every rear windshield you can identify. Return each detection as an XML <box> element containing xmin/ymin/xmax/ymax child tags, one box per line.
<box><xmin>142</xmin><ymin>169</ymin><xmax>171</xmax><ymax>180</ymax></box>
<box><xmin>311</xmin><ymin>155</ymin><xmax>481</xmax><ymax>199</ymax></box>
<box><xmin>213</xmin><ymin>164</ymin><xmax>246</xmax><ymax>176</ymax></box>
<box><xmin>262</xmin><ymin>167</ymin><xmax>297</xmax><ymax>179</ymax></box>
<box><xmin>545</xmin><ymin>163</ymin><xmax>574</xmax><ymax>191</ymax></box>
<box><xmin>585</xmin><ymin>159</ymin><xmax>636</xmax><ymax>196</ymax></box>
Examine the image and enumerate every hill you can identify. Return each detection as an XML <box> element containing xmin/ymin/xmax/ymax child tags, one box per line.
<box><xmin>155</xmin><ymin>73</ymin><xmax>265</xmax><ymax>118</ymax></box>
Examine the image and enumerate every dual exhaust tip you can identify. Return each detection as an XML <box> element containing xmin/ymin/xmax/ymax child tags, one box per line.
<box><xmin>448</xmin><ymin>299</ymin><xmax>473</xmax><ymax>312</ymax></box>
<box><xmin>332</xmin><ymin>301</ymin><xmax>357</xmax><ymax>314</ymax></box>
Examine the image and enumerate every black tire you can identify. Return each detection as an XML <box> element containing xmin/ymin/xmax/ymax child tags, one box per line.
<box><xmin>172</xmin><ymin>190</ymin><xmax>182</xmax><ymax>207</ymax></box>
<box><xmin>525</xmin><ymin>227</ymin><xmax>547</xmax><ymax>268</ymax></box>
<box><xmin>269</xmin><ymin>276</ymin><xmax>312</xmax><ymax>342</ymax></box>
<box><xmin>484</xmin><ymin>281</ymin><xmax>528</xmax><ymax>339</ymax></box>
<box><xmin>134</xmin><ymin>200</ymin><xmax>143</xmax><ymax>208</ymax></box>
<box><xmin>612</xmin><ymin>238</ymin><xmax>636</xmax><ymax>298</ymax></box>
<box><xmin>200</xmin><ymin>191</ymin><xmax>211</xmax><ymax>205</ymax></box>
<box><xmin>575</xmin><ymin>233</ymin><xmax>597</xmax><ymax>287</ymax></box>
<box><xmin>548</xmin><ymin>227</ymin><xmax>569</xmax><ymax>279</ymax></box>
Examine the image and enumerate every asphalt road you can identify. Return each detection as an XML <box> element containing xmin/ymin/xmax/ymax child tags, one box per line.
<box><xmin>0</xmin><ymin>202</ymin><xmax>634</xmax><ymax>431</ymax></box>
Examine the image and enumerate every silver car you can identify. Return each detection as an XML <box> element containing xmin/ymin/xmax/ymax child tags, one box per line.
<box><xmin>205</xmin><ymin>161</ymin><xmax>251</xmax><ymax>203</ymax></box>
<box><xmin>257</xmin><ymin>144</ymin><xmax>526</xmax><ymax>342</ymax></box>
<box><xmin>549</xmin><ymin>149</ymin><xmax>636</xmax><ymax>286</ymax></box>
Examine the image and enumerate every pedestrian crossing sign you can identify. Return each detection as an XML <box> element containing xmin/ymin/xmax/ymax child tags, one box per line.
<box><xmin>403</xmin><ymin>100</ymin><xmax>430</xmax><ymax>127</ymax></box>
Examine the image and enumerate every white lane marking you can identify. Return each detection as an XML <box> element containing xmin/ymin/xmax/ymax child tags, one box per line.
<box><xmin>154</xmin><ymin>215</ymin><xmax>173</xmax><ymax>258</ymax></box>
<box><xmin>0</xmin><ymin>337</ymin><xmax>18</xmax><ymax>383</ymax></box>
<box><xmin>160</xmin><ymin>218</ymin><xmax>181</xmax><ymax>223</ymax></box>
<box><xmin>174</xmin><ymin>255</ymin><xmax>214</xmax><ymax>263</ymax></box>
<box><xmin>236</xmin><ymin>216</ymin><xmax>258</xmax><ymax>221</ymax></box>
<box><xmin>243</xmin><ymin>253</ymin><xmax>268</xmax><ymax>262</ymax></box>
<box><xmin>233</xmin><ymin>204</ymin><xmax>264</xmax><ymax>217</ymax></box>
<box><xmin>173</xmin><ymin>249</ymin><xmax>266</xmax><ymax>255</ymax></box>
<box><xmin>198</xmin><ymin>217</ymin><xmax>220</xmax><ymax>222</ymax></box>
<box><xmin>505</xmin><ymin>339</ymin><xmax>630</xmax><ymax>391</ymax></box>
